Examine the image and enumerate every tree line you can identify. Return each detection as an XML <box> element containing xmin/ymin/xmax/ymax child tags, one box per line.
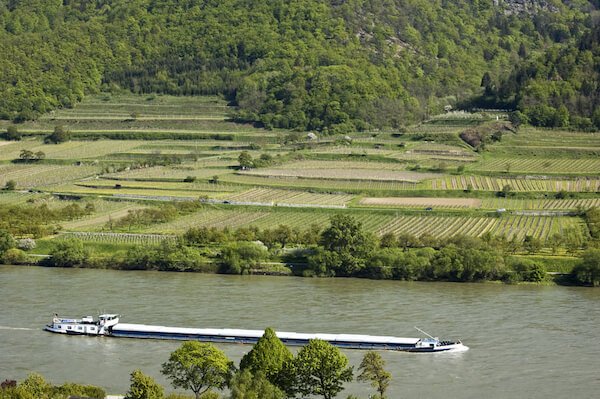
<box><xmin>0</xmin><ymin>328</ymin><xmax>392</xmax><ymax>399</ymax></box>
<box><xmin>3</xmin><ymin>210</ymin><xmax>600</xmax><ymax>285</ymax></box>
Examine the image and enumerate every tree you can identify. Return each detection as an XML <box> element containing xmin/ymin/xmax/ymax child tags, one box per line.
<box><xmin>220</xmin><ymin>241</ymin><xmax>269</xmax><ymax>274</ymax></box>
<box><xmin>572</xmin><ymin>249</ymin><xmax>600</xmax><ymax>286</ymax></box>
<box><xmin>228</xmin><ymin>370</ymin><xmax>285</xmax><ymax>399</ymax></box>
<box><xmin>47</xmin><ymin>238</ymin><xmax>90</xmax><ymax>267</ymax></box>
<box><xmin>125</xmin><ymin>370</ymin><xmax>164</xmax><ymax>399</ymax></box>
<box><xmin>45</xmin><ymin>125</ymin><xmax>70</xmax><ymax>144</ymax></box>
<box><xmin>357</xmin><ymin>351</ymin><xmax>391</xmax><ymax>399</ymax></box>
<box><xmin>19</xmin><ymin>149</ymin><xmax>35</xmax><ymax>161</ymax></box>
<box><xmin>293</xmin><ymin>339</ymin><xmax>353</xmax><ymax>399</ymax></box>
<box><xmin>523</xmin><ymin>235</ymin><xmax>542</xmax><ymax>254</ymax></box>
<box><xmin>161</xmin><ymin>341</ymin><xmax>232</xmax><ymax>399</ymax></box>
<box><xmin>5</xmin><ymin>125</ymin><xmax>21</xmax><ymax>141</ymax></box>
<box><xmin>318</xmin><ymin>215</ymin><xmax>376</xmax><ymax>275</ymax></box>
<box><xmin>4</xmin><ymin>180</ymin><xmax>16</xmax><ymax>191</ymax></box>
<box><xmin>0</xmin><ymin>229</ymin><xmax>16</xmax><ymax>255</ymax></box>
<box><xmin>239</xmin><ymin>328</ymin><xmax>293</xmax><ymax>387</ymax></box>
<box><xmin>238</xmin><ymin>151</ymin><xmax>254</xmax><ymax>169</ymax></box>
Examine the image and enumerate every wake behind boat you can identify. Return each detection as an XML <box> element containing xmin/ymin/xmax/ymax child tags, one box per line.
<box><xmin>44</xmin><ymin>314</ymin><xmax>468</xmax><ymax>353</ymax></box>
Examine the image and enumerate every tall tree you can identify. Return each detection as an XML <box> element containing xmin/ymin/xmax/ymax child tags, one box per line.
<box><xmin>357</xmin><ymin>351</ymin><xmax>391</xmax><ymax>399</ymax></box>
<box><xmin>239</xmin><ymin>327</ymin><xmax>293</xmax><ymax>386</ymax></box>
<box><xmin>316</xmin><ymin>215</ymin><xmax>376</xmax><ymax>275</ymax></box>
<box><xmin>161</xmin><ymin>341</ymin><xmax>232</xmax><ymax>399</ymax></box>
<box><xmin>293</xmin><ymin>339</ymin><xmax>353</xmax><ymax>399</ymax></box>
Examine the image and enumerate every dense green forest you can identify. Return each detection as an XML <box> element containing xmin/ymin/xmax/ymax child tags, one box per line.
<box><xmin>0</xmin><ymin>0</ymin><xmax>598</xmax><ymax>131</ymax></box>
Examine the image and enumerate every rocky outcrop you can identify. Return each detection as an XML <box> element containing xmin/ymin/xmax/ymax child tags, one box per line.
<box><xmin>495</xmin><ymin>0</ymin><xmax>560</xmax><ymax>14</ymax></box>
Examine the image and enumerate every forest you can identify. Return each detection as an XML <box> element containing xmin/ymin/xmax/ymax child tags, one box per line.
<box><xmin>1</xmin><ymin>0</ymin><xmax>598</xmax><ymax>132</ymax></box>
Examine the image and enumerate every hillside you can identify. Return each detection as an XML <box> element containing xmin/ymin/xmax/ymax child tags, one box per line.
<box><xmin>0</xmin><ymin>0</ymin><xmax>597</xmax><ymax>132</ymax></box>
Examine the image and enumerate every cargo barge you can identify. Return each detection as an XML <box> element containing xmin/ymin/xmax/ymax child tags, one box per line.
<box><xmin>44</xmin><ymin>314</ymin><xmax>468</xmax><ymax>353</ymax></box>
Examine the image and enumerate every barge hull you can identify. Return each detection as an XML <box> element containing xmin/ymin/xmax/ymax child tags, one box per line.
<box><xmin>110</xmin><ymin>323</ymin><xmax>420</xmax><ymax>351</ymax></box>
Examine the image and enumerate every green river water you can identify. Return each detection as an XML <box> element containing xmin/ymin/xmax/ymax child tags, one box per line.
<box><xmin>1</xmin><ymin>266</ymin><xmax>599</xmax><ymax>398</ymax></box>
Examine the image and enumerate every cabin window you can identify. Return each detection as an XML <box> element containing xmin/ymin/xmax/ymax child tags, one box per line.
<box><xmin>67</xmin><ymin>326</ymin><xmax>72</xmax><ymax>330</ymax></box>
<box><xmin>78</xmin><ymin>326</ymin><xmax>83</xmax><ymax>330</ymax></box>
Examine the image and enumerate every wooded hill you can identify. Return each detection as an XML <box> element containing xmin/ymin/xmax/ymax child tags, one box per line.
<box><xmin>1</xmin><ymin>0</ymin><xmax>598</xmax><ymax>132</ymax></box>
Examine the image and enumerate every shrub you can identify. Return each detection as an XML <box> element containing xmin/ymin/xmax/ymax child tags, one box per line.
<box><xmin>4</xmin><ymin>180</ymin><xmax>16</xmax><ymax>191</ymax></box>
<box><xmin>511</xmin><ymin>259</ymin><xmax>546</xmax><ymax>282</ymax></box>
<box><xmin>17</xmin><ymin>238</ymin><xmax>36</xmax><ymax>251</ymax></box>
<box><xmin>1</xmin><ymin>248</ymin><xmax>29</xmax><ymax>265</ymax></box>
<box><xmin>572</xmin><ymin>249</ymin><xmax>600</xmax><ymax>286</ymax></box>
<box><xmin>47</xmin><ymin>238</ymin><xmax>90</xmax><ymax>267</ymax></box>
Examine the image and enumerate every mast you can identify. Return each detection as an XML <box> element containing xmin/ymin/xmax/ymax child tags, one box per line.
<box><xmin>414</xmin><ymin>326</ymin><xmax>436</xmax><ymax>340</ymax></box>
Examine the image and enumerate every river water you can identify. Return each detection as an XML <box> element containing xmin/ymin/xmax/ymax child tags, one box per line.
<box><xmin>1</xmin><ymin>266</ymin><xmax>599</xmax><ymax>398</ymax></box>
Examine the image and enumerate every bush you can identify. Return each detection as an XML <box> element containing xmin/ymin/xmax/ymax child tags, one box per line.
<box><xmin>572</xmin><ymin>249</ymin><xmax>600</xmax><ymax>286</ymax></box>
<box><xmin>4</xmin><ymin>180</ymin><xmax>16</xmax><ymax>191</ymax></box>
<box><xmin>1</xmin><ymin>248</ymin><xmax>29</xmax><ymax>265</ymax></box>
<box><xmin>220</xmin><ymin>241</ymin><xmax>269</xmax><ymax>274</ymax></box>
<box><xmin>510</xmin><ymin>259</ymin><xmax>546</xmax><ymax>282</ymax></box>
<box><xmin>17</xmin><ymin>238</ymin><xmax>36</xmax><ymax>251</ymax></box>
<box><xmin>47</xmin><ymin>238</ymin><xmax>90</xmax><ymax>267</ymax></box>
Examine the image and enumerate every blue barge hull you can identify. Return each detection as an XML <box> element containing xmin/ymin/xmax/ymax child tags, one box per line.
<box><xmin>109</xmin><ymin>323</ymin><xmax>468</xmax><ymax>352</ymax></box>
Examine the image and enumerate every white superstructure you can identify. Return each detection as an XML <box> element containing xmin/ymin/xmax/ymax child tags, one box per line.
<box><xmin>44</xmin><ymin>314</ymin><xmax>120</xmax><ymax>335</ymax></box>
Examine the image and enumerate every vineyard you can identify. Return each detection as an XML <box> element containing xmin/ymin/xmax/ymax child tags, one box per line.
<box><xmin>0</xmin><ymin>164</ymin><xmax>101</xmax><ymax>188</ymax></box>
<box><xmin>375</xmin><ymin>214</ymin><xmax>579</xmax><ymax>241</ymax></box>
<box><xmin>470</xmin><ymin>157</ymin><xmax>600</xmax><ymax>175</ymax></box>
<box><xmin>240</xmin><ymin>168</ymin><xmax>442</xmax><ymax>182</ymax></box>
<box><xmin>59</xmin><ymin>232</ymin><xmax>176</xmax><ymax>246</ymax></box>
<box><xmin>1</xmin><ymin>96</ymin><xmax>598</xmax><ymax>260</ymax></box>
<box><xmin>428</xmin><ymin>175</ymin><xmax>600</xmax><ymax>192</ymax></box>
<box><xmin>480</xmin><ymin>198</ymin><xmax>600</xmax><ymax>211</ymax></box>
<box><xmin>0</xmin><ymin>139</ymin><xmax>143</xmax><ymax>161</ymax></box>
<box><xmin>360</xmin><ymin>197</ymin><xmax>482</xmax><ymax>208</ymax></box>
<box><xmin>106</xmin><ymin>164</ymin><xmax>236</xmax><ymax>181</ymax></box>
<box><xmin>224</xmin><ymin>188</ymin><xmax>353</xmax><ymax>206</ymax></box>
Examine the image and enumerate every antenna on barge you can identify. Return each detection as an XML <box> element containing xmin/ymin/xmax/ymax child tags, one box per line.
<box><xmin>414</xmin><ymin>326</ymin><xmax>436</xmax><ymax>339</ymax></box>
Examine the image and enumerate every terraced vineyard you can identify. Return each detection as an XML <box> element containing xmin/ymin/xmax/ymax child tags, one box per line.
<box><xmin>240</xmin><ymin>168</ymin><xmax>441</xmax><ymax>182</ymax></box>
<box><xmin>0</xmin><ymin>164</ymin><xmax>101</xmax><ymax>188</ymax></box>
<box><xmin>59</xmin><ymin>232</ymin><xmax>176</xmax><ymax>245</ymax></box>
<box><xmin>428</xmin><ymin>176</ymin><xmax>600</xmax><ymax>192</ymax></box>
<box><xmin>220</xmin><ymin>173</ymin><xmax>420</xmax><ymax>192</ymax></box>
<box><xmin>0</xmin><ymin>139</ymin><xmax>143</xmax><ymax>161</ymax></box>
<box><xmin>480</xmin><ymin>198</ymin><xmax>600</xmax><ymax>211</ymax></box>
<box><xmin>360</xmin><ymin>197</ymin><xmax>481</xmax><ymax>209</ymax></box>
<box><xmin>225</xmin><ymin>188</ymin><xmax>353</xmax><ymax>206</ymax></box>
<box><xmin>376</xmin><ymin>214</ymin><xmax>578</xmax><ymax>241</ymax></box>
<box><xmin>1</xmin><ymin>97</ymin><xmax>597</xmax><ymax>258</ymax></box>
<box><xmin>470</xmin><ymin>157</ymin><xmax>600</xmax><ymax>175</ymax></box>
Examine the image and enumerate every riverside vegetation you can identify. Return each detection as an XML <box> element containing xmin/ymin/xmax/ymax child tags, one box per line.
<box><xmin>0</xmin><ymin>95</ymin><xmax>600</xmax><ymax>286</ymax></box>
<box><xmin>0</xmin><ymin>329</ymin><xmax>392</xmax><ymax>399</ymax></box>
